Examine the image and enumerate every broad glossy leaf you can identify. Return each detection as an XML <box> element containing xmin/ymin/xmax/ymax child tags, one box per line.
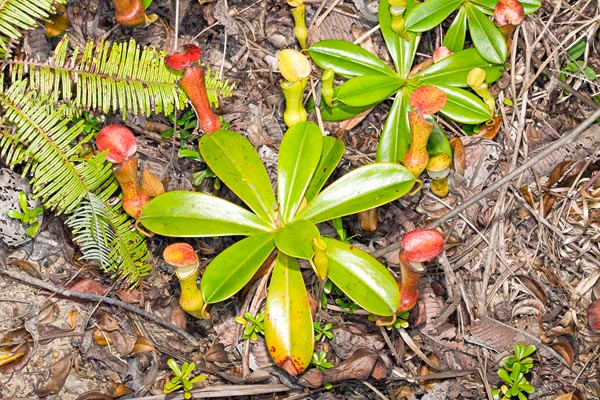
<box><xmin>405</xmin><ymin>0</ymin><xmax>462</xmax><ymax>32</ymax></box>
<box><xmin>466</xmin><ymin>4</ymin><xmax>507</xmax><ymax>64</ymax></box>
<box><xmin>305</xmin><ymin>136</ymin><xmax>345</xmax><ymax>201</ymax></box>
<box><xmin>426</xmin><ymin>116</ymin><xmax>452</xmax><ymax>158</ymax></box>
<box><xmin>337</xmin><ymin>75</ymin><xmax>404</xmax><ymax>107</ymax></box>
<box><xmin>309</xmin><ymin>40</ymin><xmax>396</xmax><ymax>78</ymax></box>
<box><xmin>437</xmin><ymin>86</ymin><xmax>492</xmax><ymax>124</ymax></box>
<box><xmin>200</xmin><ymin>130</ymin><xmax>276</xmax><ymax>224</ymax></box>
<box><xmin>376</xmin><ymin>90</ymin><xmax>411</xmax><ymax>163</ymax></box>
<box><xmin>378</xmin><ymin>0</ymin><xmax>420</xmax><ymax>77</ymax></box>
<box><xmin>278</xmin><ymin>121</ymin><xmax>323</xmax><ymax>224</ymax></box>
<box><xmin>443</xmin><ymin>7</ymin><xmax>467</xmax><ymax>52</ymax></box>
<box><xmin>265</xmin><ymin>253</ymin><xmax>313</xmax><ymax>376</ymax></box>
<box><xmin>201</xmin><ymin>233</ymin><xmax>275</xmax><ymax>303</ymax></box>
<box><xmin>324</xmin><ymin>238</ymin><xmax>399</xmax><ymax>315</ymax></box>
<box><xmin>274</xmin><ymin>220</ymin><xmax>320</xmax><ymax>259</ymax></box>
<box><xmin>139</xmin><ymin>191</ymin><xmax>273</xmax><ymax>237</ymax></box>
<box><xmin>297</xmin><ymin>163</ymin><xmax>415</xmax><ymax>224</ymax></box>
<box><xmin>416</xmin><ymin>48</ymin><xmax>499</xmax><ymax>87</ymax></box>
<box><xmin>320</xmin><ymin>97</ymin><xmax>372</xmax><ymax>121</ymax></box>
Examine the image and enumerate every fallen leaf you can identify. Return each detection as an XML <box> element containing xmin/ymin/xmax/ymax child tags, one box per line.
<box><xmin>67</xmin><ymin>278</ymin><xmax>110</xmax><ymax>296</ymax></box>
<box><xmin>550</xmin><ymin>336</ymin><xmax>576</xmax><ymax>367</ymax></box>
<box><xmin>0</xmin><ymin>328</ymin><xmax>32</xmax><ymax>373</ymax></box>
<box><xmin>298</xmin><ymin>348</ymin><xmax>378</xmax><ymax>388</ymax></box>
<box><xmin>132</xmin><ymin>336</ymin><xmax>157</xmax><ymax>354</ymax></box>
<box><xmin>450</xmin><ymin>138</ymin><xmax>465</xmax><ymax>176</ymax></box>
<box><xmin>37</xmin><ymin>300</ymin><xmax>60</xmax><ymax>325</ymax></box>
<box><xmin>476</xmin><ymin>116</ymin><xmax>502</xmax><ymax>140</ymax></box>
<box><xmin>141</xmin><ymin>169</ymin><xmax>165</xmax><ymax>197</ymax></box>
<box><xmin>93</xmin><ymin>328</ymin><xmax>112</xmax><ymax>346</ymax></box>
<box><xmin>34</xmin><ymin>354</ymin><xmax>72</xmax><ymax>396</ymax></box>
<box><xmin>44</xmin><ymin>4</ymin><xmax>70</xmax><ymax>38</ymax></box>
<box><xmin>68</xmin><ymin>309</ymin><xmax>78</xmax><ymax>329</ymax></box>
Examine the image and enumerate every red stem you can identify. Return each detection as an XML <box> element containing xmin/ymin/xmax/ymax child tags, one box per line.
<box><xmin>113</xmin><ymin>157</ymin><xmax>150</xmax><ymax>219</ymax></box>
<box><xmin>179</xmin><ymin>66</ymin><xmax>221</xmax><ymax>134</ymax></box>
<box><xmin>397</xmin><ymin>252</ymin><xmax>423</xmax><ymax>313</ymax></box>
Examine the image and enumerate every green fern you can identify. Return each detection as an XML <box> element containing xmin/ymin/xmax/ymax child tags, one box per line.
<box><xmin>66</xmin><ymin>192</ymin><xmax>151</xmax><ymax>285</ymax></box>
<box><xmin>0</xmin><ymin>80</ymin><xmax>113</xmax><ymax>214</ymax></box>
<box><xmin>11</xmin><ymin>37</ymin><xmax>235</xmax><ymax>118</ymax></box>
<box><xmin>0</xmin><ymin>80</ymin><xmax>151</xmax><ymax>283</ymax></box>
<box><xmin>0</xmin><ymin>0</ymin><xmax>64</xmax><ymax>53</ymax></box>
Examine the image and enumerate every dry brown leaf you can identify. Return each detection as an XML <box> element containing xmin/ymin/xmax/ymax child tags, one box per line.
<box><xmin>38</xmin><ymin>300</ymin><xmax>60</xmax><ymax>325</ymax></box>
<box><xmin>141</xmin><ymin>169</ymin><xmax>165</xmax><ymax>197</ymax></box>
<box><xmin>113</xmin><ymin>384</ymin><xmax>134</xmax><ymax>397</ymax></box>
<box><xmin>132</xmin><ymin>336</ymin><xmax>157</xmax><ymax>354</ymax></box>
<box><xmin>0</xmin><ymin>328</ymin><xmax>32</xmax><ymax>373</ymax></box>
<box><xmin>67</xmin><ymin>278</ymin><xmax>110</xmax><ymax>296</ymax></box>
<box><xmin>515</xmin><ymin>275</ymin><xmax>547</xmax><ymax>304</ymax></box>
<box><xmin>74</xmin><ymin>391</ymin><xmax>115</xmax><ymax>400</ymax></box>
<box><xmin>476</xmin><ymin>116</ymin><xmax>502</xmax><ymax>140</ymax></box>
<box><xmin>553</xmin><ymin>393</ymin><xmax>573</xmax><ymax>400</ymax></box>
<box><xmin>450</xmin><ymin>138</ymin><xmax>465</xmax><ymax>176</ymax></box>
<box><xmin>34</xmin><ymin>354</ymin><xmax>72</xmax><ymax>397</ymax></box>
<box><xmin>169</xmin><ymin>302</ymin><xmax>188</xmax><ymax>330</ymax></box>
<box><xmin>68</xmin><ymin>309</ymin><xmax>78</xmax><ymax>329</ymax></box>
<box><xmin>44</xmin><ymin>4</ymin><xmax>70</xmax><ymax>38</ymax></box>
<box><xmin>550</xmin><ymin>336</ymin><xmax>576</xmax><ymax>367</ymax></box>
<box><xmin>7</xmin><ymin>259</ymin><xmax>42</xmax><ymax>279</ymax></box>
<box><xmin>93</xmin><ymin>328</ymin><xmax>112</xmax><ymax>346</ymax></box>
<box><xmin>297</xmin><ymin>348</ymin><xmax>378</xmax><ymax>388</ymax></box>
<box><xmin>97</xmin><ymin>313</ymin><xmax>120</xmax><ymax>331</ymax></box>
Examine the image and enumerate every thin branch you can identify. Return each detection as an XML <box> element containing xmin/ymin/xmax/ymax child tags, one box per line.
<box><xmin>0</xmin><ymin>266</ymin><xmax>199</xmax><ymax>346</ymax></box>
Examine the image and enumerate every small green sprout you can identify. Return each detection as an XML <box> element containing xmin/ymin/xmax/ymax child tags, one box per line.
<box><xmin>235</xmin><ymin>311</ymin><xmax>265</xmax><ymax>341</ymax></box>
<box><xmin>314</xmin><ymin>321</ymin><xmax>334</xmax><ymax>341</ymax></box>
<box><xmin>6</xmin><ymin>192</ymin><xmax>43</xmax><ymax>238</ymax></box>
<box><xmin>73</xmin><ymin>111</ymin><xmax>103</xmax><ymax>134</ymax></box>
<box><xmin>492</xmin><ymin>344</ymin><xmax>536</xmax><ymax>400</ymax></box>
<box><xmin>164</xmin><ymin>358</ymin><xmax>206</xmax><ymax>400</ymax></box>
<box><xmin>311</xmin><ymin>350</ymin><xmax>332</xmax><ymax>370</ymax></box>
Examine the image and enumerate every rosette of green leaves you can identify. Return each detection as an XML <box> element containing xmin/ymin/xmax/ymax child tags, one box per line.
<box><xmin>309</xmin><ymin>0</ymin><xmax>503</xmax><ymax>164</ymax></box>
<box><xmin>139</xmin><ymin>121</ymin><xmax>414</xmax><ymax>375</ymax></box>
<box><xmin>405</xmin><ymin>0</ymin><xmax>541</xmax><ymax>63</ymax></box>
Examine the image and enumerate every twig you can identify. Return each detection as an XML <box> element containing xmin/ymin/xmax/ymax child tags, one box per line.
<box><xmin>371</xmin><ymin>107</ymin><xmax>600</xmax><ymax>258</ymax></box>
<box><xmin>0</xmin><ymin>267</ymin><xmax>199</xmax><ymax>347</ymax></box>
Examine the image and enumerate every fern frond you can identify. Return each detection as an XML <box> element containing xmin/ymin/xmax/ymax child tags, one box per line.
<box><xmin>0</xmin><ymin>0</ymin><xmax>64</xmax><ymax>51</ymax></box>
<box><xmin>205</xmin><ymin>67</ymin><xmax>235</xmax><ymax>108</ymax></box>
<box><xmin>0</xmin><ymin>80</ymin><xmax>113</xmax><ymax>214</ymax></box>
<box><xmin>11</xmin><ymin>37</ymin><xmax>235</xmax><ymax>118</ymax></box>
<box><xmin>66</xmin><ymin>192</ymin><xmax>151</xmax><ymax>285</ymax></box>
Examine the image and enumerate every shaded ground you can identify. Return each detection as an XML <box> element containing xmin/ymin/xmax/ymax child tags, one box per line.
<box><xmin>1</xmin><ymin>0</ymin><xmax>600</xmax><ymax>399</ymax></box>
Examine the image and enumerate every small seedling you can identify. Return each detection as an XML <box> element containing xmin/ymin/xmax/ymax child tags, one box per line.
<box><xmin>72</xmin><ymin>111</ymin><xmax>103</xmax><ymax>134</ymax></box>
<box><xmin>7</xmin><ymin>192</ymin><xmax>43</xmax><ymax>238</ymax></box>
<box><xmin>492</xmin><ymin>344</ymin><xmax>536</xmax><ymax>400</ymax></box>
<box><xmin>314</xmin><ymin>321</ymin><xmax>334</xmax><ymax>341</ymax></box>
<box><xmin>311</xmin><ymin>350</ymin><xmax>332</xmax><ymax>370</ymax></box>
<box><xmin>164</xmin><ymin>358</ymin><xmax>206</xmax><ymax>399</ymax></box>
<box><xmin>235</xmin><ymin>311</ymin><xmax>265</xmax><ymax>341</ymax></box>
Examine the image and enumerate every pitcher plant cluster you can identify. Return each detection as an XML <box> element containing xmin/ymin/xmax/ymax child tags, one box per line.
<box><xmin>91</xmin><ymin>0</ymin><xmax>540</xmax><ymax>377</ymax></box>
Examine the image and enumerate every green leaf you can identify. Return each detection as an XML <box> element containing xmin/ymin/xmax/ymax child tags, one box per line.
<box><xmin>320</xmin><ymin>99</ymin><xmax>372</xmax><ymax>121</ymax></box>
<box><xmin>139</xmin><ymin>191</ymin><xmax>274</xmax><ymax>237</ymax></box>
<box><xmin>426</xmin><ymin>116</ymin><xmax>452</xmax><ymax>158</ymax></box>
<box><xmin>520</xmin><ymin>0</ymin><xmax>542</xmax><ymax>15</ymax></box>
<box><xmin>378</xmin><ymin>0</ymin><xmax>421</xmax><ymax>77</ymax></box>
<box><xmin>416</xmin><ymin>48</ymin><xmax>500</xmax><ymax>87</ymax></box>
<box><xmin>265</xmin><ymin>253</ymin><xmax>314</xmax><ymax>376</ymax></box>
<box><xmin>201</xmin><ymin>233</ymin><xmax>275</xmax><ymax>303</ymax></box>
<box><xmin>274</xmin><ymin>220</ymin><xmax>320</xmax><ymax>259</ymax></box>
<box><xmin>305</xmin><ymin>136</ymin><xmax>345</xmax><ymax>201</ymax></box>
<box><xmin>376</xmin><ymin>90</ymin><xmax>411</xmax><ymax>163</ymax></box>
<box><xmin>437</xmin><ymin>85</ymin><xmax>492</xmax><ymax>124</ymax></box>
<box><xmin>278</xmin><ymin>122</ymin><xmax>323</xmax><ymax>223</ymax></box>
<box><xmin>497</xmin><ymin>368</ymin><xmax>511</xmax><ymax>383</ymax></box>
<box><xmin>443</xmin><ymin>7</ymin><xmax>467</xmax><ymax>52</ymax></box>
<box><xmin>405</xmin><ymin>0</ymin><xmax>462</xmax><ymax>32</ymax></box>
<box><xmin>200</xmin><ymin>130</ymin><xmax>276</xmax><ymax>224</ymax></box>
<box><xmin>337</xmin><ymin>75</ymin><xmax>404</xmax><ymax>107</ymax></box>
<box><xmin>297</xmin><ymin>163</ymin><xmax>415</xmax><ymax>224</ymax></box>
<box><xmin>6</xmin><ymin>209</ymin><xmax>22</xmax><ymax>219</ymax></box>
<box><xmin>324</xmin><ymin>238</ymin><xmax>399</xmax><ymax>315</ymax></box>
<box><xmin>309</xmin><ymin>40</ymin><xmax>397</xmax><ymax>79</ymax></box>
<box><xmin>466</xmin><ymin>4</ymin><xmax>507</xmax><ymax>64</ymax></box>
